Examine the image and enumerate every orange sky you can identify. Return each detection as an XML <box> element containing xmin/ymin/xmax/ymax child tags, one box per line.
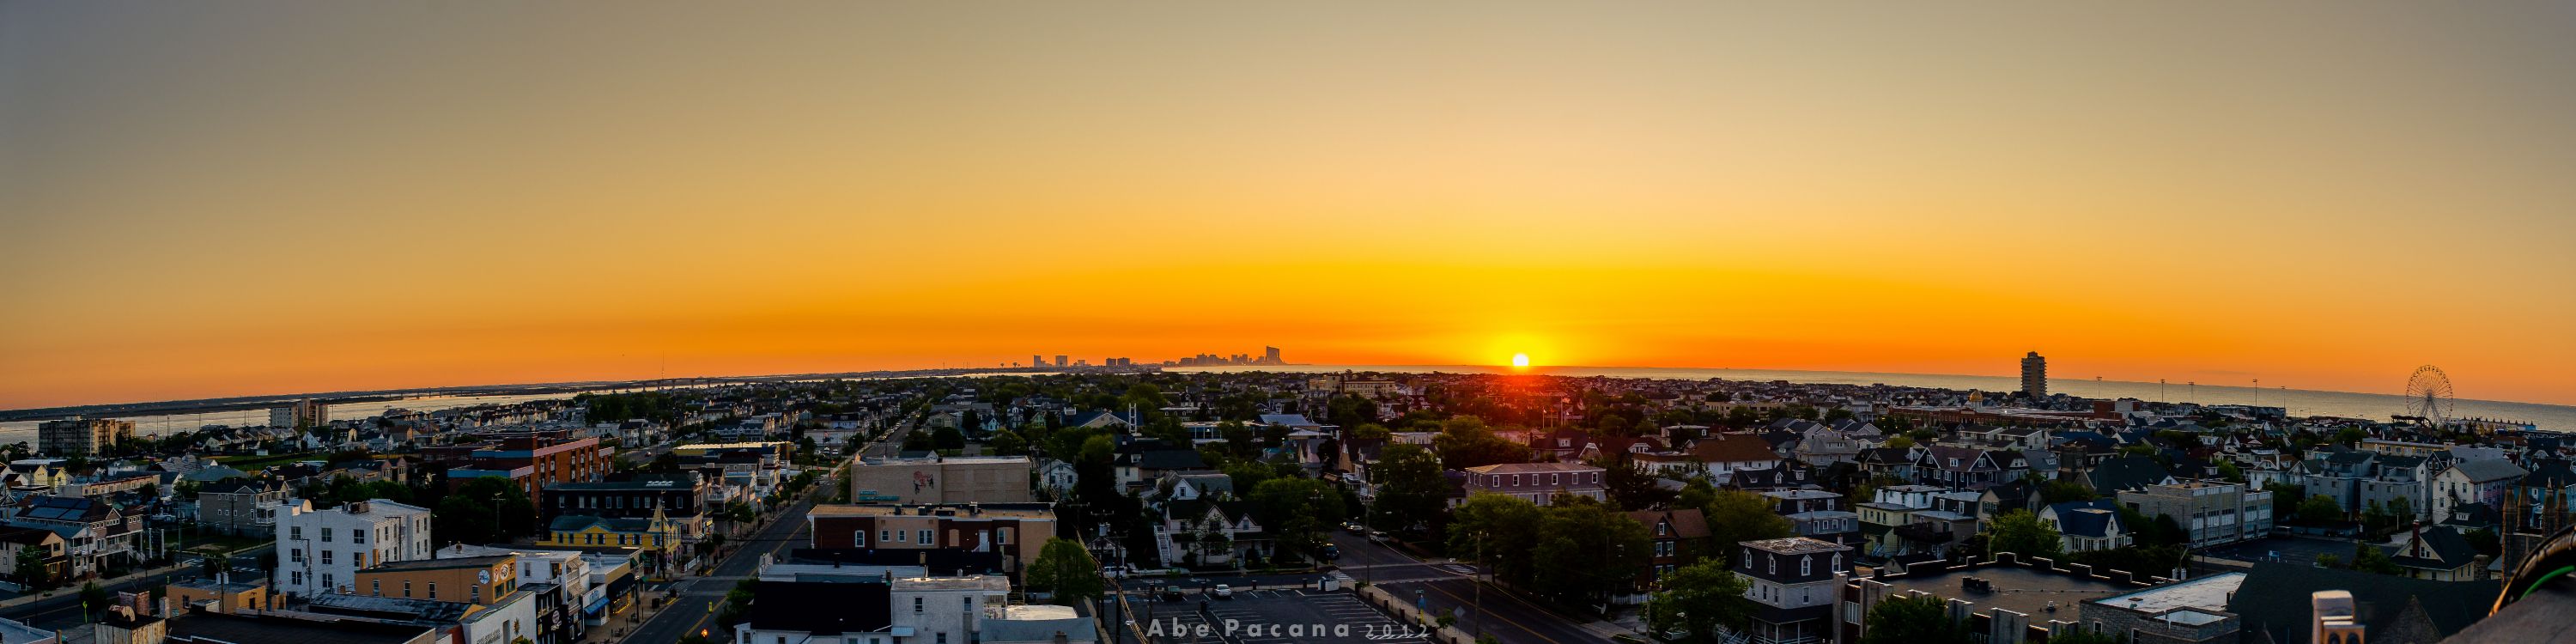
<box><xmin>4</xmin><ymin>2</ymin><xmax>2574</xmax><ymax>409</ymax></box>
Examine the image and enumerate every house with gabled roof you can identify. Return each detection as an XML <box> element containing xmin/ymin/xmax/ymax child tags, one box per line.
<box><xmin>1154</xmin><ymin>499</ymin><xmax>1266</xmax><ymax>568</ymax></box>
<box><xmin>2386</xmin><ymin>524</ymin><xmax>2482</xmax><ymax>581</ymax></box>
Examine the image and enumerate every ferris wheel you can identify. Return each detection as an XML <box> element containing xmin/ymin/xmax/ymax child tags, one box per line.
<box><xmin>2403</xmin><ymin>365</ymin><xmax>2455</xmax><ymax>428</ymax></box>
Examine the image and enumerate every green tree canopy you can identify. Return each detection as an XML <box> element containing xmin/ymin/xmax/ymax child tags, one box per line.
<box><xmin>1024</xmin><ymin>538</ymin><xmax>1105</xmax><ymax>605</ymax></box>
<box><xmin>1643</xmin><ymin>559</ymin><xmax>1755</xmax><ymax>640</ymax></box>
<box><xmin>1861</xmin><ymin>595</ymin><xmax>1968</xmax><ymax>644</ymax></box>
<box><xmin>1984</xmin><ymin>509</ymin><xmax>2063</xmax><ymax>560</ymax></box>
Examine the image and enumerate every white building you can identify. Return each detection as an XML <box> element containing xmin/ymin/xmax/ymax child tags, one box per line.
<box><xmin>438</xmin><ymin>544</ymin><xmax>595</xmax><ymax>635</ymax></box>
<box><xmin>273</xmin><ymin>498</ymin><xmax>434</xmax><ymax>599</ymax></box>
<box><xmin>892</xmin><ymin>576</ymin><xmax>1012</xmax><ymax>644</ymax></box>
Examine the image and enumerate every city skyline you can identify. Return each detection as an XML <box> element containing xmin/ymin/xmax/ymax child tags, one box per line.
<box><xmin>7</xmin><ymin>2</ymin><xmax>2576</xmax><ymax>410</ymax></box>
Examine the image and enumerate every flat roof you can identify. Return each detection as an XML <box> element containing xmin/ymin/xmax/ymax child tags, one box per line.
<box><xmin>1743</xmin><ymin>538</ymin><xmax>1850</xmax><ymax>555</ymax></box>
<box><xmin>2091</xmin><ymin>572</ymin><xmax>2245</xmax><ymax>615</ymax></box>
<box><xmin>1874</xmin><ymin>565</ymin><xmax>2134</xmax><ymax>619</ymax></box>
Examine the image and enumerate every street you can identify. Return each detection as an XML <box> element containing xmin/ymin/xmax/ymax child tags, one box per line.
<box><xmin>617</xmin><ymin>415</ymin><xmax>898</xmax><ymax>643</ymax></box>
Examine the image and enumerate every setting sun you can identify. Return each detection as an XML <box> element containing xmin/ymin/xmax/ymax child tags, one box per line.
<box><xmin>1510</xmin><ymin>354</ymin><xmax>1531</xmax><ymax>368</ymax></box>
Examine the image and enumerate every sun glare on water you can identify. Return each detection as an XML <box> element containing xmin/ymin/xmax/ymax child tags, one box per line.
<box><xmin>1510</xmin><ymin>353</ymin><xmax>1531</xmax><ymax>368</ymax></box>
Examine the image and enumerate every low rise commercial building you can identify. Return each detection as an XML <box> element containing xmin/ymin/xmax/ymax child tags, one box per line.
<box><xmin>2115</xmin><ymin>481</ymin><xmax>2274</xmax><ymax>549</ymax></box>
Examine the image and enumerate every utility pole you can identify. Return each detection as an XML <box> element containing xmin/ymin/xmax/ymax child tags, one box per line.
<box><xmin>1473</xmin><ymin>532</ymin><xmax>1485</xmax><ymax>641</ymax></box>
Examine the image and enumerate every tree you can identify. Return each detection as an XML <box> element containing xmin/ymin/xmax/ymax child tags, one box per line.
<box><xmin>1024</xmin><ymin>538</ymin><xmax>1104</xmax><ymax>605</ymax></box>
<box><xmin>933</xmin><ymin>426</ymin><xmax>967</xmax><ymax>451</ymax></box>
<box><xmin>2040</xmin><ymin>480</ymin><xmax>2098</xmax><ymax>504</ymax></box>
<box><xmin>1984</xmin><ymin>509</ymin><xmax>2063</xmax><ymax>559</ymax></box>
<box><xmin>432</xmin><ymin>477</ymin><xmax>539</xmax><ymax>545</ymax></box>
<box><xmin>1601</xmin><ymin>459</ymin><xmax>1675</xmax><ymax>511</ymax></box>
<box><xmin>1528</xmin><ymin>496</ymin><xmax>1655</xmax><ymax>613</ymax></box>
<box><xmin>1643</xmin><ymin>559</ymin><xmax>1754</xmax><ymax>640</ymax></box>
<box><xmin>1882</xmin><ymin>434</ymin><xmax>1917</xmax><ymax>450</ymax></box>
<box><xmin>2263</xmin><ymin>482</ymin><xmax>2306</xmax><ymax>519</ymax></box>
<box><xmin>1432</xmin><ymin>416</ymin><xmax>1533</xmax><ymax>470</ymax></box>
<box><xmin>1449</xmin><ymin>494</ymin><xmax>1546</xmax><ymax>584</ymax></box>
<box><xmin>2466</xmin><ymin>527</ymin><xmax>2502</xmax><ymax>558</ymax></box>
<box><xmin>1861</xmin><ymin>594</ymin><xmax>1968</xmax><ymax>644</ymax></box>
<box><xmin>1373</xmin><ymin>444</ymin><xmax>1449</xmax><ymax>535</ymax></box>
<box><xmin>2297</xmin><ymin>495</ymin><xmax>2344</xmax><ymax>524</ymax></box>
<box><xmin>2043</xmin><ymin>631</ymin><xmax>2123</xmax><ymax>644</ymax></box>
<box><xmin>2350</xmin><ymin>543</ymin><xmax>2402</xmax><ymax>575</ymax></box>
<box><xmin>987</xmin><ymin>430</ymin><xmax>1029</xmax><ymax>456</ymax></box>
<box><xmin>1249</xmin><ymin>477</ymin><xmax>1344</xmax><ymax>559</ymax></box>
<box><xmin>1698</xmin><ymin>490</ymin><xmax>1793</xmax><ymax>564</ymax></box>
<box><xmin>80</xmin><ymin>581</ymin><xmax>111</xmax><ymax>618</ymax></box>
<box><xmin>14</xmin><ymin>546</ymin><xmax>49</xmax><ymax>589</ymax></box>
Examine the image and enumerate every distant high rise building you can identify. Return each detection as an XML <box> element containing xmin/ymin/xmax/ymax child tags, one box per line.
<box><xmin>1265</xmin><ymin>346</ymin><xmax>1282</xmax><ymax>364</ymax></box>
<box><xmin>1054</xmin><ymin>355</ymin><xmax>1068</xmax><ymax>368</ymax></box>
<box><xmin>270</xmin><ymin>398</ymin><xmax>329</xmax><ymax>429</ymax></box>
<box><xmin>38</xmin><ymin>417</ymin><xmax>133</xmax><ymax>458</ymax></box>
<box><xmin>1032</xmin><ymin>355</ymin><xmax>1043</xmax><ymax>369</ymax></box>
<box><xmin>2020</xmin><ymin>351</ymin><xmax>2048</xmax><ymax>398</ymax></box>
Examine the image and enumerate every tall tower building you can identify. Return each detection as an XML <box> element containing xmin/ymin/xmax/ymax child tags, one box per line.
<box><xmin>1032</xmin><ymin>355</ymin><xmax>1043</xmax><ymax>369</ymax></box>
<box><xmin>1054</xmin><ymin>355</ymin><xmax>1068</xmax><ymax>368</ymax></box>
<box><xmin>2020</xmin><ymin>351</ymin><xmax>2048</xmax><ymax>398</ymax></box>
<box><xmin>1264</xmin><ymin>346</ymin><xmax>1282</xmax><ymax>364</ymax></box>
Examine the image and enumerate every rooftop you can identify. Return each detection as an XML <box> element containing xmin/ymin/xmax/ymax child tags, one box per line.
<box><xmin>2090</xmin><ymin>572</ymin><xmax>2245</xmax><ymax>615</ymax></box>
<box><xmin>808</xmin><ymin>503</ymin><xmax>1057</xmax><ymax>519</ymax></box>
<box><xmin>1742</xmin><ymin>537</ymin><xmax>1850</xmax><ymax>555</ymax></box>
<box><xmin>167</xmin><ymin>612</ymin><xmax>438</xmax><ymax>644</ymax></box>
<box><xmin>1869</xmin><ymin>563</ymin><xmax>2136</xmax><ymax>620</ymax></box>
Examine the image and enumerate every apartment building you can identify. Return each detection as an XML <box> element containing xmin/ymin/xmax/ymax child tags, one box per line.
<box><xmin>38</xmin><ymin>418</ymin><xmax>133</xmax><ymax>458</ymax></box>
<box><xmin>273</xmin><ymin>499</ymin><xmax>435</xmax><ymax>599</ymax></box>
<box><xmin>1458</xmin><ymin>462</ymin><xmax>1607</xmax><ymax>506</ymax></box>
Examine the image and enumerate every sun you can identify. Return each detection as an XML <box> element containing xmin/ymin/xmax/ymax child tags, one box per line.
<box><xmin>1510</xmin><ymin>353</ymin><xmax>1531</xmax><ymax>368</ymax></box>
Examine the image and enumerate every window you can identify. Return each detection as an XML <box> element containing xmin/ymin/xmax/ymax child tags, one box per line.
<box><xmin>321</xmin><ymin>550</ymin><xmax>333</xmax><ymax>565</ymax></box>
<box><xmin>936</xmin><ymin>635</ymin><xmax>947</xmax><ymax>644</ymax></box>
<box><xmin>996</xmin><ymin>529</ymin><xmax>1010</xmax><ymax>544</ymax></box>
<box><xmin>404</xmin><ymin>580</ymin><xmax>412</xmax><ymax>598</ymax></box>
<box><xmin>918</xmin><ymin>529</ymin><xmax>933</xmax><ymax>544</ymax></box>
<box><xmin>322</xmin><ymin>574</ymin><xmax>333</xmax><ymax>591</ymax></box>
<box><xmin>1801</xmin><ymin>556</ymin><xmax>1811</xmax><ymax>576</ymax></box>
<box><xmin>291</xmin><ymin>571</ymin><xmax>303</xmax><ymax>584</ymax></box>
<box><xmin>291</xmin><ymin>526</ymin><xmax>302</xmax><ymax>540</ymax></box>
<box><xmin>372</xmin><ymin>580</ymin><xmax>381</xmax><ymax>596</ymax></box>
<box><xmin>1551</xmin><ymin>474</ymin><xmax>1561</xmax><ymax>485</ymax></box>
<box><xmin>856</xmin><ymin>531</ymin><xmax>868</xmax><ymax>546</ymax></box>
<box><xmin>290</xmin><ymin>548</ymin><xmax>304</xmax><ymax>562</ymax></box>
<box><xmin>1510</xmin><ymin>475</ymin><xmax>1522</xmax><ymax>487</ymax></box>
<box><xmin>428</xmin><ymin>583</ymin><xmax>438</xmax><ymax>600</ymax></box>
<box><xmin>352</xmin><ymin>529</ymin><xmax>366</xmax><ymax>544</ymax></box>
<box><xmin>322</xmin><ymin>527</ymin><xmax>333</xmax><ymax>543</ymax></box>
<box><xmin>1767</xmin><ymin>557</ymin><xmax>1776</xmax><ymax>574</ymax></box>
<box><xmin>1489</xmin><ymin>476</ymin><xmax>1500</xmax><ymax>487</ymax></box>
<box><xmin>914</xmin><ymin>598</ymin><xmax>924</xmax><ymax>614</ymax></box>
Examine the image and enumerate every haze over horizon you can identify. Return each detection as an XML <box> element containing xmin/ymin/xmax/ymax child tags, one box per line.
<box><xmin>7</xmin><ymin>2</ymin><xmax>2575</xmax><ymax>410</ymax></box>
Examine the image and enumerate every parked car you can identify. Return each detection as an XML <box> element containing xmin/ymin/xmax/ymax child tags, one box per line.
<box><xmin>1157</xmin><ymin>584</ymin><xmax>1184</xmax><ymax>602</ymax></box>
<box><xmin>1212</xmin><ymin>584</ymin><xmax>1234</xmax><ymax>599</ymax></box>
<box><xmin>1100</xmin><ymin>566</ymin><xmax>1127</xmax><ymax>579</ymax></box>
<box><xmin>1320</xmin><ymin>545</ymin><xmax>1340</xmax><ymax>560</ymax></box>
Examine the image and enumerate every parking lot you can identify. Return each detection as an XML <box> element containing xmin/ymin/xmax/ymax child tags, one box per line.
<box><xmin>2201</xmin><ymin>535</ymin><xmax>2359</xmax><ymax>565</ymax></box>
<box><xmin>1132</xmin><ymin>587</ymin><xmax>1427</xmax><ymax>644</ymax></box>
